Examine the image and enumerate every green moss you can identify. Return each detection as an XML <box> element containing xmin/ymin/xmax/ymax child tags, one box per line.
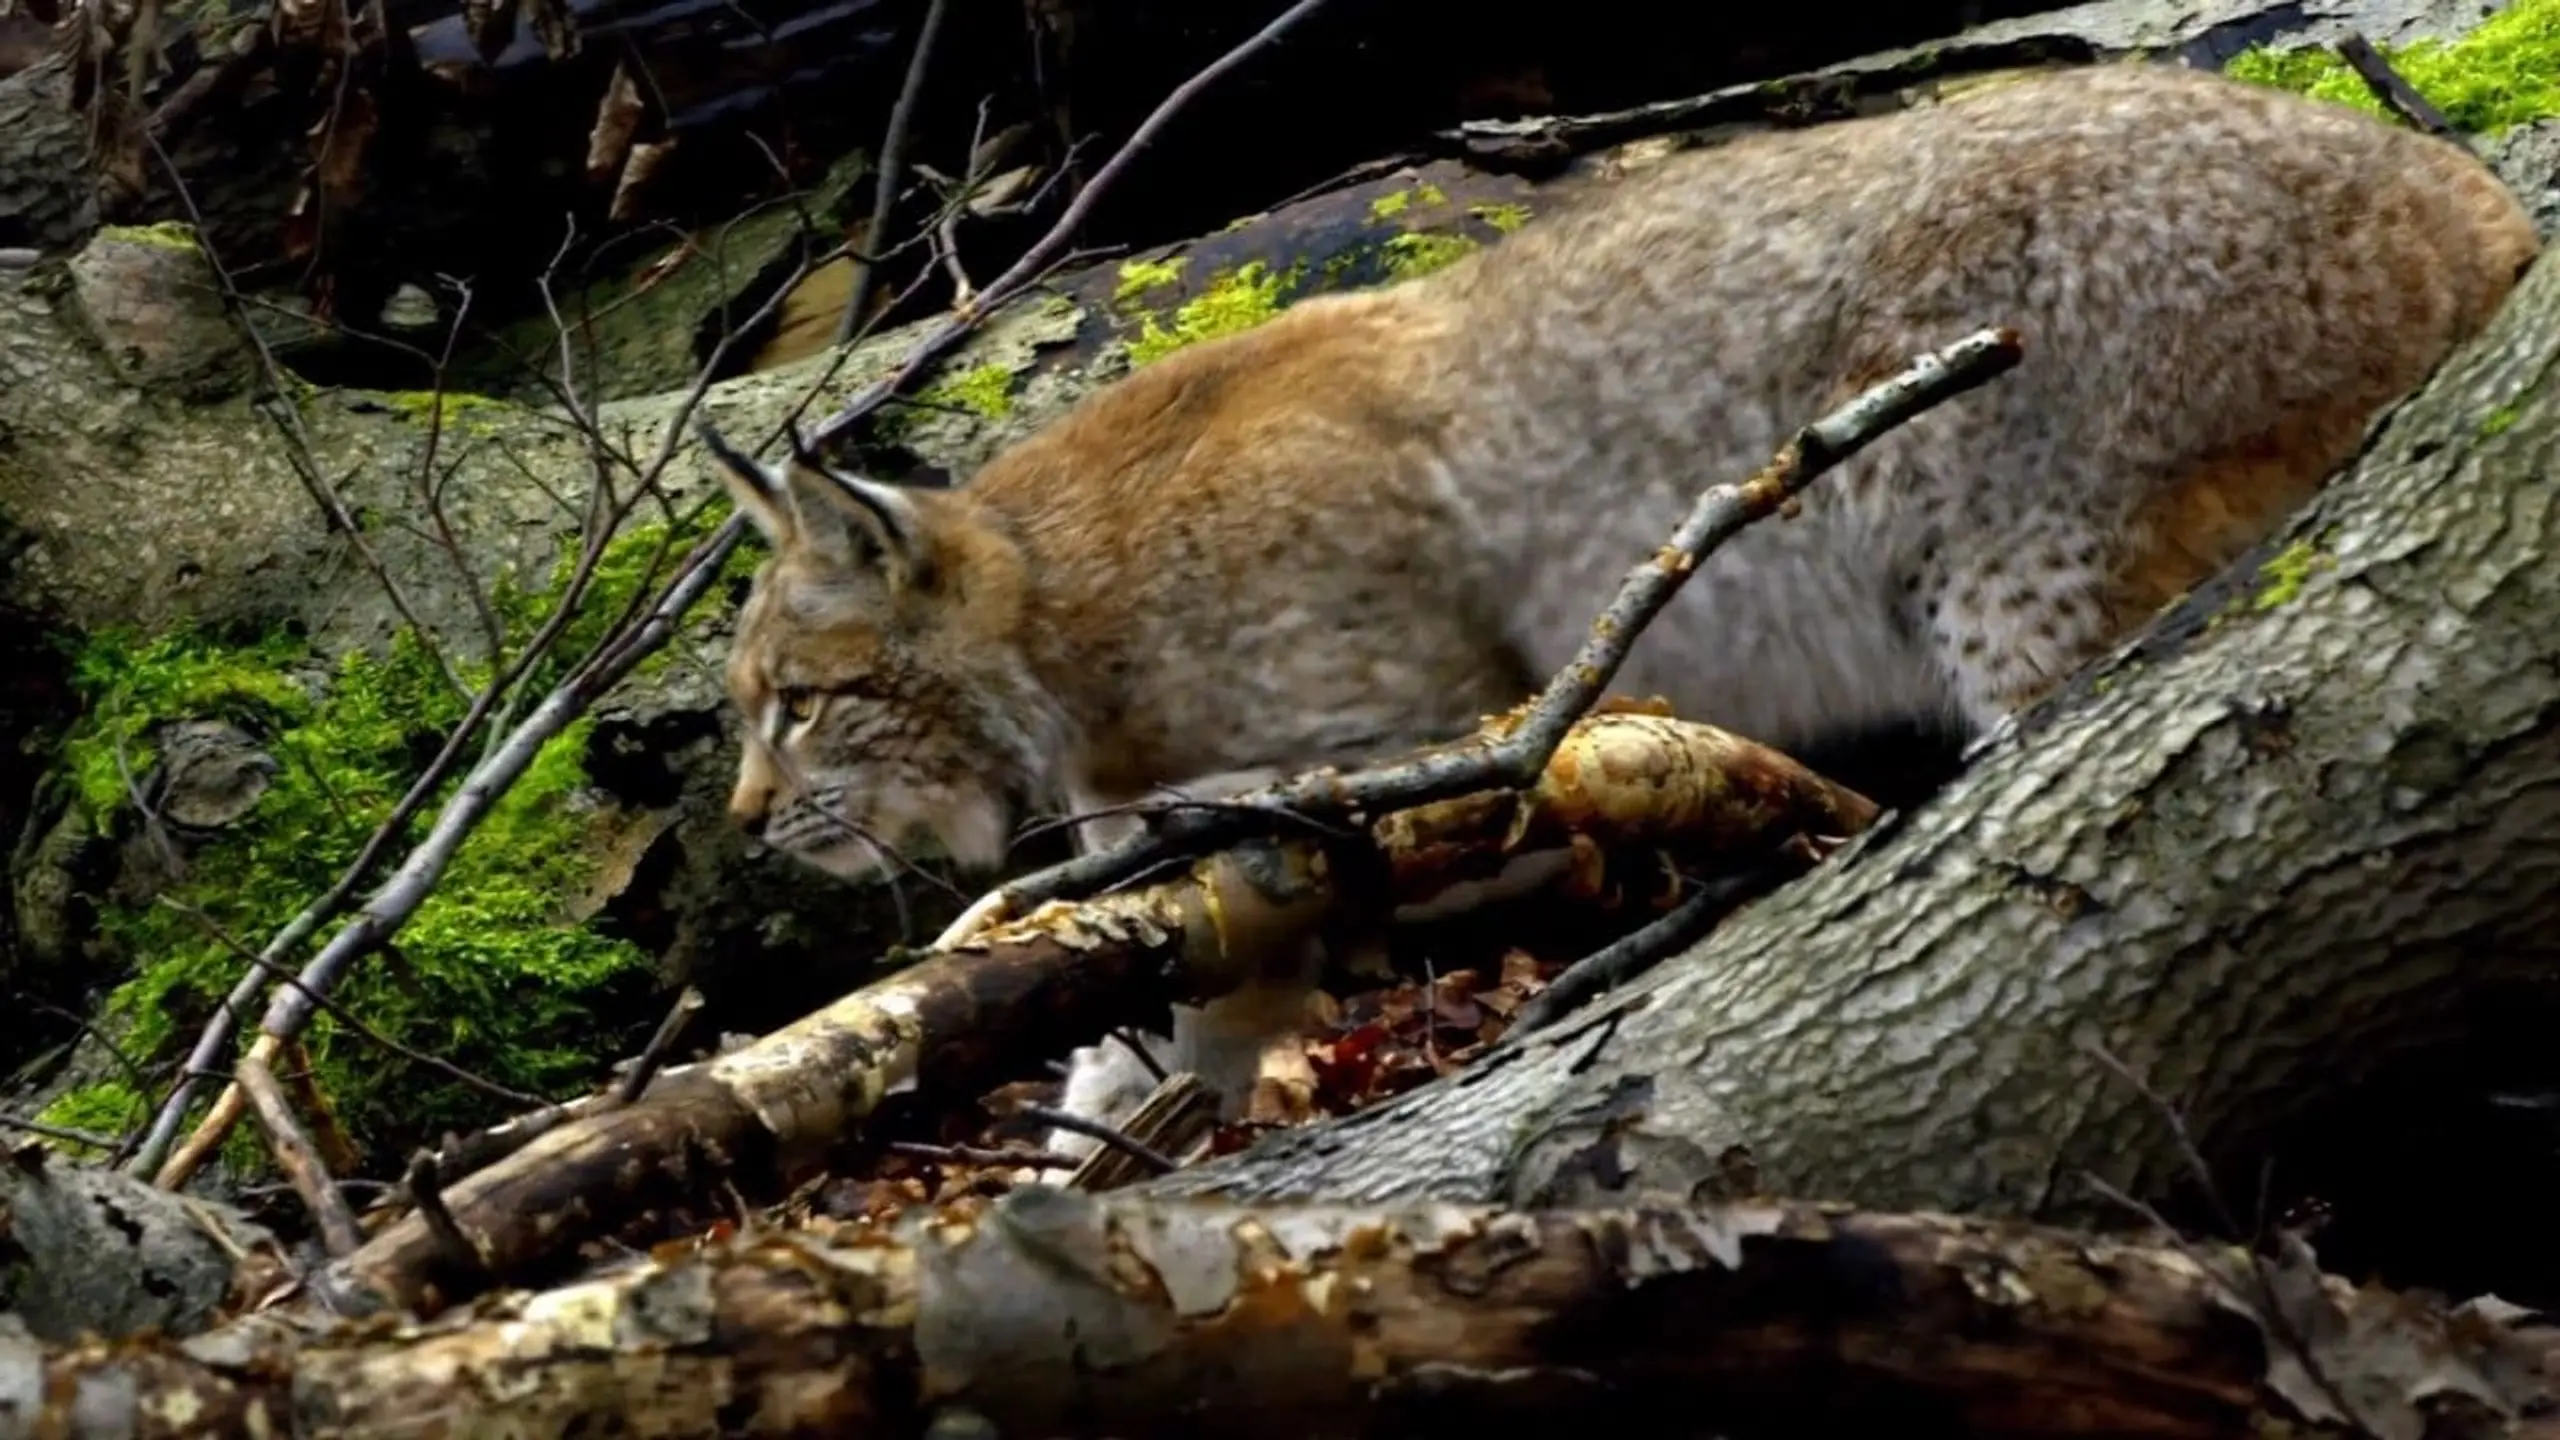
<box><xmin>2251</xmin><ymin>536</ymin><xmax>2335</xmax><ymax>611</ymax></box>
<box><xmin>95</xmin><ymin>221</ymin><xmax>202</xmax><ymax>252</ymax></box>
<box><xmin>1367</xmin><ymin>181</ymin><xmax>1450</xmax><ymax>222</ymax></box>
<box><xmin>372</xmin><ymin>389</ymin><xmax>515</xmax><ymax>436</ymax></box>
<box><xmin>2482</xmin><ymin>403</ymin><xmax>2523</xmax><ymax>437</ymax></box>
<box><xmin>2224</xmin><ymin>0</ymin><xmax>2560</xmax><ymax>133</ymax></box>
<box><xmin>1113</xmin><ymin>256</ymin><xmax>1190</xmax><ymax>306</ymax></box>
<box><xmin>32</xmin><ymin>1081</ymin><xmax>146</xmax><ymax>1159</ymax></box>
<box><xmin>1125</xmin><ymin>260</ymin><xmax>1302</xmax><ymax>366</ymax></box>
<box><xmin>37</xmin><ymin>514</ymin><xmax>730</xmax><ymax>1166</ymax></box>
<box><xmin>915</xmin><ymin>362</ymin><xmax>1018</xmax><ymax>420</ymax></box>
<box><xmin>1469</xmin><ymin>202</ymin><xmax>1534</xmax><ymax>234</ymax></box>
<box><xmin>1381</xmin><ymin>231</ymin><xmax>1481</xmax><ymax>282</ymax></box>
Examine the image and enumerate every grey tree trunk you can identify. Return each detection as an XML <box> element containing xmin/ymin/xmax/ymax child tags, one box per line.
<box><xmin>1142</xmin><ymin>247</ymin><xmax>2560</xmax><ymax>1232</ymax></box>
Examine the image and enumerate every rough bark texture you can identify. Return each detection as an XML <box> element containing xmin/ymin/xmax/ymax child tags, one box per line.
<box><xmin>0</xmin><ymin>53</ymin><xmax>94</xmax><ymax>251</ymax></box>
<box><xmin>0</xmin><ymin>1143</ymin><xmax>276</xmax><ymax>1346</ymax></box>
<box><xmin>10</xmin><ymin>1190</ymin><xmax>2550</xmax><ymax>1439</ymax></box>
<box><xmin>1134</xmin><ymin>249</ymin><xmax>2560</xmax><ymax>1238</ymax></box>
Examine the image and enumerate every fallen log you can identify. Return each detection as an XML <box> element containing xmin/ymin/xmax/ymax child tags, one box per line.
<box><xmin>8</xmin><ymin>1189</ymin><xmax>2550</xmax><ymax>1439</ymax></box>
<box><xmin>310</xmin><ymin>712</ymin><xmax>1870</xmax><ymax>1318</ymax></box>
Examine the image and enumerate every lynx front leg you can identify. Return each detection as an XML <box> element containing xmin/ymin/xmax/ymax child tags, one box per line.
<box><xmin>1912</xmin><ymin>522</ymin><xmax>2122</xmax><ymax>745</ymax></box>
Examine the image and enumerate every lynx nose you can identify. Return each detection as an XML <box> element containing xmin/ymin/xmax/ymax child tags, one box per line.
<box><xmin>729</xmin><ymin>783</ymin><xmax>774</xmax><ymax>840</ymax></box>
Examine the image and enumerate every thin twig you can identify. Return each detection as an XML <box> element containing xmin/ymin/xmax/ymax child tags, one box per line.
<box><xmin>154</xmin><ymin>892</ymin><xmax>546</xmax><ymax>1108</ymax></box>
<box><xmin>401</xmin><ymin>1149</ymin><xmax>484</xmax><ymax>1277</ymax></box>
<box><xmin>2075</xmin><ymin>1038</ymin><xmax>2370</xmax><ymax>1433</ymax></box>
<box><xmin>804</xmin><ymin>0</ymin><xmax>1343</xmax><ymax>448</ymax></box>
<box><xmin>0</xmin><ymin>1115</ymin><xmax>124</xmax><ymax>1151</ymax></box>
<box><xmin>2334</xmin><ymin>34</ymin><xmax>2464</xmax><ymax>143</ymax></box>
<box><xmin>1499</xmin><ymin>865</ymin><xmax>1785</xmax><ymax>1042</ymax></box>
<box><xmin>144</xmin><ymin>133</ymin><xmax>474</xmax><ymax>703</ymax></box>
<box><xmin>426</xmin><ymin>1092</ymin><xmax>617</xmax><ymax>1188</ymax></box>
<box><xmin>1010</xmin><ymin>1102</ymin><xmax>1179</xmax><ymax>1175</ymax></box>
<box><xmin>935</xmin><ymin>327</ymin><xmax>2026</xmax><ymax>946</ymax></box>
<box><xmin>831</xmin><ymin>0</ymin><xmax>950</xmax><ymax>346</ymax></box>
<box><xmin>614</xmin><ymin>985</ymin><xmax>705</xmax><ymax>1104</ymax></box>
<box><xmin>235</xmin><ymin>1052</ymin><xmax>365</xmax><ymax>1257</ymax></box>
<box><xmin>888</xmin><ymin>1140</ymin><xmax>1089</xmax><ymax>1171</ymax></box>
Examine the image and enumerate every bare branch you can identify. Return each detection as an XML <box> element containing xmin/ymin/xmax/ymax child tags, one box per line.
<box><xmin>1498</xmin><ymin>863</ymin><xmax>1780</xmax><ymax>1040</ymax></box>
<box><xmin>2334</xmin><ymin>33</ymin><xmax>2465</xmax><ymax>143</ymax></box>
<box><xmin>235</xmin><ymin>1051</ymin><xmax>363</xmax><ymax>1257</ymax></box>
<box><xmin>803</xmin><ymin>0</ymin><xmax>1345</xmax><ymax>449</ymax></box>
<box><xmin>830</xmin><ymin>0</ymin><xmax>950</xmax><ymax>345</ymax></box>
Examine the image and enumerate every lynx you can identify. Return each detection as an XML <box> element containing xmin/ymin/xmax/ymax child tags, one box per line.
<box><xmin>706</xmin><ymin>61</ymin><xmax>2538</xmax><ymax>1162</ymax></box>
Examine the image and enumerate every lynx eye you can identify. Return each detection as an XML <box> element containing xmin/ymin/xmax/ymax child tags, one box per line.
<box><xmin>778</xmin><ymin>686</ymin><xmax>820</xmax><ymax>723</ymax></box>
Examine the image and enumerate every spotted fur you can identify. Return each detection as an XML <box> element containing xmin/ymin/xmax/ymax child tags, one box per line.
<box><xmin>708</xmin><ymin>62</ymin><xmax>2539</xmax><ymax>1162</ymax></box>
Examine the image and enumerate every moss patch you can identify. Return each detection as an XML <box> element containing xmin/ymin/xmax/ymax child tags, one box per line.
<box><xmin>369</xmin><ymin>388</ymin><xmax>517</xmax><ymax>436</ymax></box>
<box><xmin>1381</xmin><ymin>231</ymin><xmax>1481</xmax><ymax>282</ymax></box>
<box><xmin>1113</xmin><ymin>256</ymin><xmax>1189</xmax><ymax>307</ymax></box>
<box><xmin>1367</xmin><ymin>182</ymin><xmax>1450</xmax><ymax>222</ymax></box>
<box><xmin>1125</xmin><ymin>260</ymin><xmax>1303</xmax><ymax>366</ymax></box>
<box><xmin>2251</xmin><ymin>535</ymin><xmax>2336</xmax><ymax>611</ymax></box>
<box><xmin>1469</xmin><ymin>201</ymin><xmax>1533</xmax><ymax>234</ymax></box>
<box><xmin>915</xmin><ymin>362</ymin><xmax>1017</xmax><ymax>420</ymax></box>
<box><xmin>2224</xmin><ymin>0</ymin><xmax>2560</xmax><ymax>133</ymax></box>
<box><xmin>36</xmin><ymin>513</ymin><xmax>738</xmax><ymax>1166</ymax></box>
<box><xmin>94</xmin><ymin>221</ymin><xmax>203</xmax><ymax>253</ymax></box>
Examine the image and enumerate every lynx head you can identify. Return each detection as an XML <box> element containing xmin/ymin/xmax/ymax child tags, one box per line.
<box><xmin>701</xmin><ymin>422</ymin><xmax>1061</xmax><ymax>884</ymax></box>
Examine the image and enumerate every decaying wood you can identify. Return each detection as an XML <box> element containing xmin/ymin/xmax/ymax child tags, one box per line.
<box><xmin>1054</xmin><ymin>1070</ymin><xmax>1219</xmax><ymax>1192</ymax></box>
<box><xmin>308</xmin><ymin>713</ymin><xmax>1870</xmax><ymax>1318</ymax></box>
<box><xmin>8</xmin><ymin>1189</ymin><xmax>2550</xmax><ymax>1439</ymax></box>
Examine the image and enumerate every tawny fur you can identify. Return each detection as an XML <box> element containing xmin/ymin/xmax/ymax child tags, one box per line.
<box><xmin>709</xmin><ymin>62</ymin><xmax>2540</xmax><ymax>1163</ymax></box>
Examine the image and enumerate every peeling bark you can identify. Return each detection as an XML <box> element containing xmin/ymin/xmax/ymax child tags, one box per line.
<box><xmin>8</xmin><ymin>1190</ymin><xmax>2550</xmax><ymax>1439</ymax></box>
<box><xmin>1135</xmin><ymin>251</ymin><xmax>2560</xmax><ymax>1234</ymax></box>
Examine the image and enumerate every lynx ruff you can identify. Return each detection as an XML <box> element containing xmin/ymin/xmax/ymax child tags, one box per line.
<box><xmin>706</xmin><ymin>62</ymin><xmax>2538</xmax><ymax>1162</ymax></box>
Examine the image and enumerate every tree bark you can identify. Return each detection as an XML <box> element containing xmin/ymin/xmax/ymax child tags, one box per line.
<box><xmin>1135</xmin><ymin>249</ymin><xmax>2560</xmax><ymax>1232</ymax></box>
<box><xmin>10</xmin><ymin>1189</ymin><xmax>2550</xmax><ymax>1440</ymax></box>
<box><xmin>0</xmin><ymin>1141</ymin><xmax>277</xmax><ymax>1346</ymax></box>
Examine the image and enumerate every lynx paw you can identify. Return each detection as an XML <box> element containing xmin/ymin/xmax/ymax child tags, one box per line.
<box><xmin>1045</xmin><ymin>1032</ymin><xmax>1174</xmax><ymax>1164</ymax></box>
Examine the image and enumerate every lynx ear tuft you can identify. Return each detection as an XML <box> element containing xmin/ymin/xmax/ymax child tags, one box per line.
<box><xmin>698</xmin><ymin>422</ymin><xmax>796</xmax><ymax>547</ymax></box>
<box><xmin>784</xmin><ymin>460</ymin><xmax>934</xmax><ymax>592</ymax></box>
